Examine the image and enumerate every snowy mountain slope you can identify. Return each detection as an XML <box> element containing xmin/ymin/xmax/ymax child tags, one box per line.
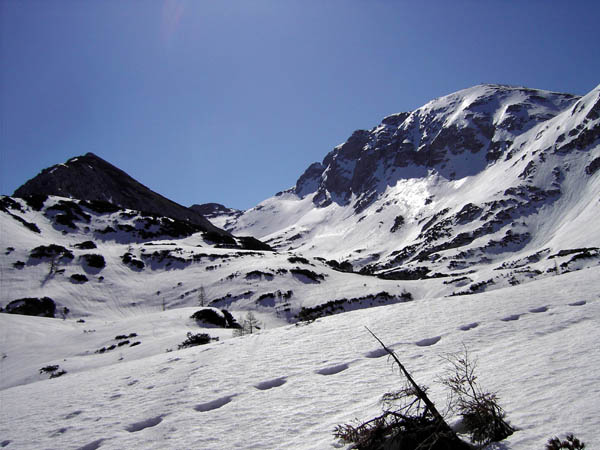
<box><xmin>0</xmin><ymin>195</ymin><xmax>422</xmax><ymax>354</ymax></box>
<box><xmin>1</xmin><ymin>266</ymin><xmax>598</xmax><ymax>449</ymax></box>
<box><xmin>217</xmin><ymin>84</ymin><xmax>600</xmax><ymax>294</ymax></box>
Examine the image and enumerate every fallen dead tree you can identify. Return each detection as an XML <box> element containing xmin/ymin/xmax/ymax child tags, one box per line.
<box><xmin>334</xmin><ymin>328</ymin><xmax>513</xmax><ymax>449</ymax></box>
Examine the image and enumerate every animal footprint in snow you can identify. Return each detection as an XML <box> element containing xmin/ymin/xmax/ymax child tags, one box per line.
<box><xmin>415</xmin><ymin>336</ymin><xmax>441</xmax><ymax>347</ymax></box>
<box><xmin>529</xmin><ymin>306</ymin><xmax>548</xmax><ymax>313</ymax></box>
<box><xmin>63</xmin><ymin>410</ymin><xmax>83</xmax><ymax>419</ymax></box>
<box><xmin>316</xmin><ymin>363</ymin><xmax>349</xmax><ymax>375</ymax></box>
<box><xmin>125</xmin><ymin>415</ymin><xmax>165</xmax><ymax>432</ymax></box>
<box><xmin>76</xmin><ymin>438</ymin><xmax>105</xmax><ymax>450</ymax></box>
<box><xmin>459</xmin><ymin>322</ymin><xmax>478</xmax><ymax>331</ymax></box>
<box><xmin>194</xmin><ymin>394</ymin><xmax>237</xmax><ymax>412</ymax></box>
<box><xmin>365</xmin><ymin>348</ymin><xmax>388</xmax><ymax>358</ymax></box>
<box><xmin>501</xmin><ymin>314</ymin><xmax>521</xmax><ymax>322</ymax></box>
<box><xmin>254</xmin><ymin>377</ymin><xmax>287</xmax><ymax>390</ymax></box>
<box><xmin>49</xmin><ymin>427</ymin><xmax>69</xmax><ymax>437</ymax></box>
<box><xmin>569</xmin><ymin>300</ymin><xmax>586</xmax><ymax>306</ymax></box>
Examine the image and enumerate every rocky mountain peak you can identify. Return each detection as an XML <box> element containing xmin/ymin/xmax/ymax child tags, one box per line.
<box><xmin>13</xmin><ymin>152</ymin><xmax>225</xmax><ymax>234</ymax></box>
<box><xmin>294</xmin><ymin>84</ymin><xmax>580</xmax><ymax>212</ymax></box>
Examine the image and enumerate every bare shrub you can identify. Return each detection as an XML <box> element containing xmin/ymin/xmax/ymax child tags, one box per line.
<box><xmin>440</xmin><ymin>347</ymin><xmax>514</xmax><ymax>445</ymax></box>
<box><xmin>546</xmin><ymin>434</ymin><xmax>586</xmax><ymax>449</ymax></box>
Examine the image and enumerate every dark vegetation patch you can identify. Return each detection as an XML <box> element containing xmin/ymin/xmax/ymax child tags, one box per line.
<box><xmin>288</xmin><ymin>256</ymin><xmax>311</xmax><ymax>265</ymax></box>
<box><xmin>546</xmin><ymin>434</ymin><xmax>587</xmax><ymax>450</ymax></box>
<box><xmin>290</xmin><ymin>268</ymin><xmax>326</xmax><ymax>283</ymax></box>
<box><xmin>81</xmin><ymin>253</ymin><xmax>106</xmax><ymax>269</ymax></box>
<box><xmin>30</xmin><ymin>244</ymin><xmax>74</xmax><ymax>261</ymax></box>
<box><xmin>377</xmin><ymin>266</ymin><xmax>448</xmax><ymax>280</ymax></box>
<box><xmin>0</xmin><ymin>199</ymin><xmax>41</xmax><ymax>233</ymax></box>
<box><xmin>190</xmin><ymin>309</ymin><xmax>225</xmax><ymax>327</ymax></box>
<box><xmin>256</xmin><ymin>290</ymin><xmax>293</xmax><ymax>306</ymax></box>
<box><xmin>245</xmin><ymin>270</ymin><xmax>274</xmax><ymax>280</ymax></box>
<box><xmin>297</xmin><ymin>291</ymin><xmax>412</xmax><ymax>322</ymax></box>
<box><xmin>221</xmin><ymin>309</ymin><xmax>241</xmax><ymax>329</ymax></box>
<box><xmin>13</xmin><ymin>261</ymin><xmax>25</xmax><ymax>269</ymax></box>
<box><xmin>202</xmin><ymin>231</ymin><xmax>237</xmax><ymax>247</ymax></box>
<box><xmin>95</xmin><ymin>345</ymin><xmax>117</xmax><ymax>354</ymax></box>
<box><xmin>316</xmin><ymin>258</ymin><xmax>353</xmax><ymax>272</ymax></box>
<box><xmin>390</xmin><ymin>215</ymin><xmax>405</xmax><ymax>233</ymax></box>
<box><xmin>209</xmin><ymin>291</ymin><xmax>254</xmax><ymax>308</ymax></box>
<box><xmin>484</xmin><ymin>231</ymin><xmax>531</xmax><ymax>253</ymax></box>
<box><xmin>190</xmin><ymin>308</ymin><xmax>240</xmax><ymax>328</ymax></box>
<box><xmin>121</xmin><ymin>252</ymin><xmax>145</xmax><ymax>270</ymax></box>
<box><xmin>21</xmin><ymin>194</ymin><xmax>48</xmax><ymax>211</ymax></box>
<box><xmin>496</xmin><ymin>248</ymin><xmax>550</xmax><ymax>269</ymax></box>
<box><xmin>115</xmin><ymin>333</ymin><xmax>137</xmax><ymax>340</ymax></box>
<box><xmin>178</xmin><ymin>332</ymin><xmax>218</xmax><ymax>349</ymax></box>
<box><xmin>95</xmin><ymin>333</ymin><xmax>139</xmax><ymax>353</ymax></box>
<box><xmin>141</xmin><ymin>249</ymin><xmax>188</xmax><ymax>269</ymax></box>
<box><xmin>548</xmin><ymin>247</ymin><xmax>599</xmax><ymax>259</ymax></box>
<box><xmin>455</xmin><ymin>203</ymin><xmax>483</xmax><ymax>224</ymax></box>
<box><xmin>109</xmin><ymin>214</ymin><xmax>204</xmax><ymax>240</ymax></box>
<box><xmin>74</xmin><ymin>240</ymin><xmax>97</xmax><ymax>249</ymax></box>
<box><xmin>443</xmin><ymin>276</ymin><xmax>472</xmax><ymax>285</ymax></box>
<box><xmin>237</xmin><ymin>236</ymin><xmax>273</xmax><ymax>251</ymax></box>
<box><xmin>565</xmin><ymin>248</ymin><xmax>599</xmax><ymax>262</ymax></box>
<box><xmin>70</xmin><ymin>274</ymin><xmax>89</xmax><ymax>283</ymax></box>
<box><xmin>419</xmin><ymin>208</ymin><xmax>450</xmax><ymax>233</ymax></box>
<box><xmin>46</xmin><ymin>200</ymin><xmax>91</xmax><ymax>229</ymax></box>
<box><xmin>2</xmin><ymin>297</ymin><xmax>56</xmax><ymax>317</ymax></box>
<box><xmin>39</xmin><ymin>364</ymin><xmax>67</xmax><ymax>379</ymax></box>
<box><xmin>39</xmin><ymin>364</ymin><xmax>59</xmax><ymax>374</ymax></box>
<box><xmin>12</xmin><ymin>213</ymin><xmax>40</xmax><ymax>233</ymax></box>
<box><xmin>96</xmin><ymin>225</ymin><xmax>116</xmax><ymax>234</ymax></box>
<box><xmin>449</xmin><ymin>279</ymin><xmax>495</xmax><ymax>296</ymax></box>
<box><xmin>585</xmin><ymin>156</ymin><xmax>600</xmax><ymax>175</ymax></box>
<box><xmin>0</xmin><ymin>196</ymin><xmax>23</xmax><ymax>212</ymax></box>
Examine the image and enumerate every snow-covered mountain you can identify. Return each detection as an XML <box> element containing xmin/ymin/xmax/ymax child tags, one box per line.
<box><xmin>1</xmin><ymin>83</ymin><xmax>599</xmax><ymax>449</ymax></box>
<box><xmin>216</xmin><ymin>84</ymin><xmax>600</xmax><ymax>287</ymax></box>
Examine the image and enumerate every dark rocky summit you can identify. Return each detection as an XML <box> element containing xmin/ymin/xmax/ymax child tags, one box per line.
<box><xmin>14</xmin><ymin>152</ymin><xmax>226</xmax><ymax>235</ymax></box>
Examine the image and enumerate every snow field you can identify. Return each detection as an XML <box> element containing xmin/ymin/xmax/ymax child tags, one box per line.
<box><xmin>1</xmin><ymin>266</ymin><xmax>598</xmax><ymax>449</ymax></box>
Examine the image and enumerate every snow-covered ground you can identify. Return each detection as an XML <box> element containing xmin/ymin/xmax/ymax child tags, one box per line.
<box><xmin>1</xmin><ymin>266</ymin><xmax>598</xmax><ymax>449</ymax></box>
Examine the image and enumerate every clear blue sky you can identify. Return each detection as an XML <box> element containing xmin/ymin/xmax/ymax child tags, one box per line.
<box><xmin>1</xmin><ymin>1</ymin><xmax>599</xmax><ymax>210</ymax></box>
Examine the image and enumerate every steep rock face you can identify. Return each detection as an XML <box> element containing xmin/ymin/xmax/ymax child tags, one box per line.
<box><xmin>14</xmin><ymin>153</ymin><xmax>225</xmax><ymax>235</ymax></box>
<box><xmin>294</xmin><ymin>84</ymin><xmax>578</xmax><ymax>211</ymax></box>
